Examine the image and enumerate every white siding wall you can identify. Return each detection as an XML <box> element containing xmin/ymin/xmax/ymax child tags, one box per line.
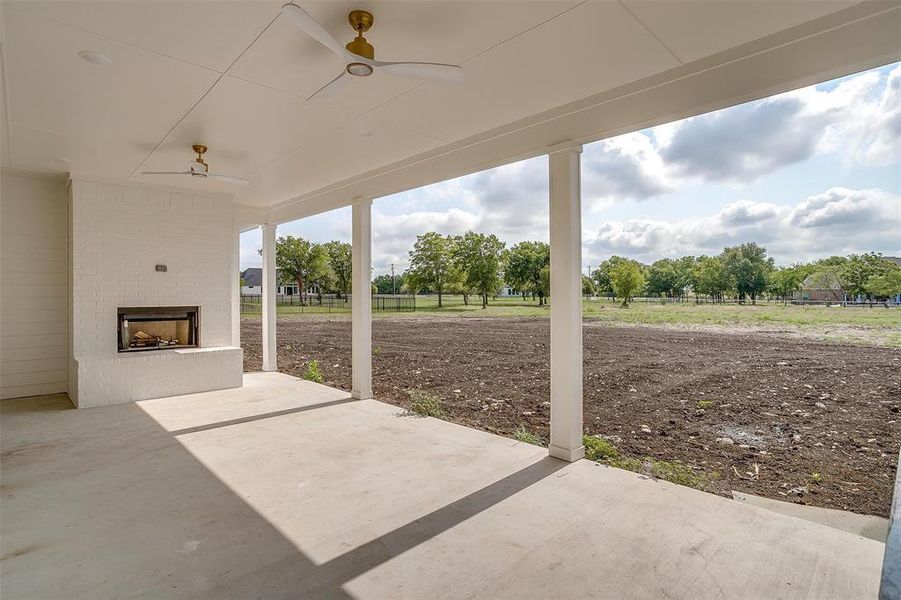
<box><xmin>0</xmin><ymin>173</ymin><xmax>69</xmax><ymax>399</ymax></box>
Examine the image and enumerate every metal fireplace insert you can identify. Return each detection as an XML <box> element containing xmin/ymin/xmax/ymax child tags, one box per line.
<box><xmin>117</xmin><ymin>306</ymin><xmax>199</xmax><ymax>352</ymax></box>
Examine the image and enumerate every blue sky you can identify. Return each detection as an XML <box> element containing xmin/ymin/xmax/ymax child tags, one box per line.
<box><xmin>242</xmin><ymin>62</ymin><xmax>901</xmax><ymax>275</ymax></box>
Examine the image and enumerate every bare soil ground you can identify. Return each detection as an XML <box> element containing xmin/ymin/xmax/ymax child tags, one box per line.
<box><xmin>242</xmin><ymin>316</ymin><xmax>901</xmax><ymax>517</ymax></box>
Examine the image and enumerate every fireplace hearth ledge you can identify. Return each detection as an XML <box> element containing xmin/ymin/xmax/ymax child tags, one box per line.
<box><xmin>72</xmin><ymin>346</ymin><xmax>243</xmax><ymax>408</ymax></box>
<box><xmin>173</xmin><ymin>346</ymin><xmax>241</xmax><ymax>354</ymax></box>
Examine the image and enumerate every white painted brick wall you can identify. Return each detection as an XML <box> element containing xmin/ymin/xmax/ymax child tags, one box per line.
<box><xmin>69</xmin><ymin>178</ymin><xmax>242</xmax><ymax>407</ymax></box>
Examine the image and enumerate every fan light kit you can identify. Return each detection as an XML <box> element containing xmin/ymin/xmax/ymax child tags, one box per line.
<box><xmin>141</xmin><ymin>145</ymin><xmax>250</xmax><ymax>186</ymax></box>
<box><xmin>280</xmin><ymin>4</ymin><xmax>464</xmax><ymax>100</ymax></box>
<box><xmin>78</xmin><ymin>50</ymin><xmax>111</xmax><ymax>65</ymax></box>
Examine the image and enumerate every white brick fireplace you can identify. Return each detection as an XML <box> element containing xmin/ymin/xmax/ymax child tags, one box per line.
<box><xmin>68</xmin><ymin>178</ymin><xmax>242</xmax><ymax>408</ymax></box>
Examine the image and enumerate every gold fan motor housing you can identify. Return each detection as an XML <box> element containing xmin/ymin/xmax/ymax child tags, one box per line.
<box><xmin>191</xmin><ymin>144</ymin><xmax>209</xmax><ymax>172</ymax></box>
<box><xmin>346</xmin><ymin>10</ymin><xmax>375</xmax><ymax>59</ymax></box>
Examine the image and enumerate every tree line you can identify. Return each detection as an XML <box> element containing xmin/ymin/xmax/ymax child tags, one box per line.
<box><xmin>590</xmin><ymin>244</ymin><xmax>901</xmax><ymax>306</ymax></box>
<box><xmin>272</xmin><ymin>234</ymin><xmax>901</xmax><ymax>307</ymax></box>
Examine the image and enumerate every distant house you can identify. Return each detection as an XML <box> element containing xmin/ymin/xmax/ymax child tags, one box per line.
<box><xmin>794</xmin><ymin>271</ymin><xmax>846</xmax><ymax>302</ymax></box>
<box><xmin>794</xmin><ymin>257</ymin><xmax>901</xmax><ymax>303</ymax></box>
<box><xmin>240</xmin><ymin>268</ymin><xmax>318</xmax><ymax>296</ymax></box>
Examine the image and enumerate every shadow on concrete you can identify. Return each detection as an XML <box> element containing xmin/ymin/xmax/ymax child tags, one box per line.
<box><xmin>169</xmin><ymin>396</ymin><xmax>357</xmax><ymax>436</ymax></box>
<box><xmin>1</xmin><ymin>394</ymin><xmax>564</xmax><ymax>599</ymax></box>
<box><xmin>202</xmin><ymin>456</ymin><xmax>567</xmax><ymax>597</ymax></box>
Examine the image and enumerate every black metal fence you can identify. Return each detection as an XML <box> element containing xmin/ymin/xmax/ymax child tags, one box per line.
<box><xmin>241</xmin><ymin>294</ymin><xmax>415</xmax><ymax>314</ymax></box>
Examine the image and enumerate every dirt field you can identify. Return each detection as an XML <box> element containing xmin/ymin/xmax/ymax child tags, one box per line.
<box><xmin>242</xmin><ymin>316</ymin><xmax>901</xmax><ymax>517</ymax></box>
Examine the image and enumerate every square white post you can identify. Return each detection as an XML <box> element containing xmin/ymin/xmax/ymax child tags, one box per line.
<box><xmin>261</xmin><ymin>223</ymin><xmax>278</xmax><ymax>372</ymax></box>
<box><xmin>352</xmin><ymin>200</ymin><xmax>373</xmax><ymax>400</ymax></box>
<box><xmin>548</xmin><ymin>143</ymin><xmax>585</xmax><ymax>462</ymax></box>
<box><xmin>231</xmin><ymin>223</ymin><xmax>242</xmax><ymax>348</ymax></box>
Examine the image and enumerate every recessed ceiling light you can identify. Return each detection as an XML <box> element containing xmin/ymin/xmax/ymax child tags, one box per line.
<box><xmin>78</xmin><ymin>50</ymin><xmax>111</xmax><ymax>65</ymax></box>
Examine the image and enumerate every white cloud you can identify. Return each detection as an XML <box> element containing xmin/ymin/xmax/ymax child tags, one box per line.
<box><xmin>820</xmin><ymin>65</ymin><xmax>901</xmax><ymax>166</ymax></box>
<box><xmin>788</xmin><ymin>187</ymin><xmax>896</xmax><ymax>229</ymax></box>
<box><xmin>583</xmin><ymin>187</ymin><xmax>901</xmax><ymax>266</ymax></box>
<box><xmin>633</xmin><ymin>63</ymin><xmax>899</xmax><ymax>183</ymax></box>
<box><xmin>372</xmin><ymin>208</ymin><xmax>480</xmax><ymax>272</ymax></box>
<box><xmin>582</xmin><ymin>132</ymin><xmax>672</xmax><ymax>206</ymax></box>
<box><xmin>659</xmin><ymin>94</ymin><xmax>823</xmax><ymax>181</ymax></box>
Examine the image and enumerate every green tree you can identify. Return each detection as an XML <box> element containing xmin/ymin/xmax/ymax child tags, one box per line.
<box><xmin>401</xmin><ymin>269</ymin><xmax>421</xmax><ymax>294</ymax></box>
<box><xmin>866</xmin><ymin>265</ymin><xmax>901</xmax><ymax>300</ymax></box>
<box><xmin>646</xmin><ymin>258</ymin><xmax>679</xmax><ymax>298</ymax></box>
<box><xmin>322</xmin><ymin>241</ymin><xmax>352</xmax><ymax>300</ymax></box>
<box><xmin>721</xmin><ymin>242</ymin><xmax>774</xmax><ymax>303</ymax></box>
<box><xmin>539</xmin><ymin>264</ymin><xmax>550</xmax><ymax>302</ymax></box>
<box><xmin>454</xmin><ymin>232</ymin><xmax>506</xmax><ymax>308</ymax></box>
<box><xmin>692</xmin><ymin>255</ymin><xmax>730</xmax><ymax>301</ymax></box>
<box><xmin>505</xmin><ymin>241</ymin><xmax>550</xmax><ymax>305</ymax></box>
<box><xmin>275</xmin><ymin>236</ymin><xmax>330</xmax><ymax>305</ymax></box>
<box><xmin>592</xmin><ymin>256</ymin><xmax>630</xmax><ymax>299</ymax></box>
<box><xmin>373</xmin><ymin>273</ymin><xmax>406</xmax><ymax>295</ymax></box>
<box><xmin>408</xmin><ymin>232</ymin><xmax>456</xmax><ymax>308</ymax></box>
<box><xmin>840</xmin><ymin>253</ymin><xmax>897</xmax><ymax>298</ymax></box>
<box><xmin>768</xmin><ymin>265</ymin><xmax>805</xmax><ymax>304</ymax></box>
<box><xmin>582</xmin><ymin>274</ymin><xmax>597</xmax><ymax>297</ymax></box>
<box><xmin>674</xmin><ymin>256</ymin><xmax>697</xmax><ymax>298</ymax></box>
<box><xmin>610</xmin><ymin>259</ymin><xmax>645</xmax><ymax>307</ymax></box>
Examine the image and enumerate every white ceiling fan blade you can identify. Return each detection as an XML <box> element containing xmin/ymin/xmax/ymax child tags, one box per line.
<box><xmin>281</xmin><ymin>3</ymin><xmax>349</xmax><ymax>61</ymax></box>
<box><xmin>208</xmin><ymin>173</ymin><xmax>251</xmax><ymax>186</ymax></box>
<box><xmin>307</xmin><ymin>70</ymin><xmax>350</xmax><ymax>101</ymax></box>
<box><xmin>141</xmin><ymin>171</ymin><xmax>191</xmax><ymax>175</ymax></box>
<box><xmin>373</xmin><ymin>61</ymin><xmax>464</xmax><ymax>83</ymax></box>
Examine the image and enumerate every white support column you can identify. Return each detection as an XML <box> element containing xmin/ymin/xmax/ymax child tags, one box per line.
<box><xmin>261</xmin><ymin>223</ymin><xmax>278</xmax><ymax>372</ymax></box>
<box><xmin>352</xmin><ymin>200</ymin><xmax>373</xmax><ymax>400</ymax></box>
<box><xmin>548</xmin><ymin>143</ymin><xmax>584</xmax><ymax>462</ymax></box>
<box><xmin>231</xmin><ymin>223</ymin><xmax>242</xmax><ymax>348</ymax></box>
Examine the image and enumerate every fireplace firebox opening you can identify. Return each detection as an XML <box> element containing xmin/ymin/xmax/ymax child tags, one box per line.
<box><xmin>117</xmin><ymin>306</ymin><xmax>199</xmax><ymax>353</ymax></box>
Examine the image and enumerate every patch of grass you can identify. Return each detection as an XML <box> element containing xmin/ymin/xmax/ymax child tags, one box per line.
<box><xmin>303</xmin><ymin>359</ymin><xmax>324</xmax><ymax>384</ymax></box>
<box><xmin>697</xmin><ymin>399</ymin><xmax>713</xmax><ymax>409</ymax></box>
<box><xmin>607</xmin><ymin>456</ymin><xmax>643</xmax><ymax>472</ymax></box>
<box><xmin>583</xmin><ymin>435</ymin><xmax>619</xmax><ymax>461</ymax></box>
<box><xmin>512</xmin><ymin>425</ymin><xmax>546</xmax><ymax>446</ymax></box>
<box><xmin>810</xmin><ymin>472</ymin><xmax>823</xmax><ymax>484</ymax></box>
<box><xmin>646</xmin><ymin>458</ymin><xmax>708</xmax><ymax>489</ymax></box>
<box><xmin>372</xmin><ymin>346</ymin><xmax>381</xmax><ymax>356</ymax></box>
<box><xmin>407</xmin><ymin>389</ymin><xmax>445</xmax><ymax>419</ymax></box>
<box><xmin>248</xmin><ymin>298</ymin><xmax>901</xmax><ymax>347</ymax></box>
<box><xmin>582</xmin><ymin>436</ymin><xmax>708</xmax><ymax>490</ymax></box>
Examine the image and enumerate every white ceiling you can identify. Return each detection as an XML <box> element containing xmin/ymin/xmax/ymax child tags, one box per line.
<box><xmin>0</xmin><ymin>0</ymin><xmax>892</xmax><ymax>218</ymax></box>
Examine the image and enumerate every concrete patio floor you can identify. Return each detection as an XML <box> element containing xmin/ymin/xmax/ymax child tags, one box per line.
<box><xmin>1</xmin><ymin>372</ymin><xmax>885</xmax><ymax>599</ymax></box>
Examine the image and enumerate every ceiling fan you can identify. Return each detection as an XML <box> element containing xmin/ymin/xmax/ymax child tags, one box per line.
<box><xmin>281</xmin><ymin>4</ymin><xmax>464</xmax><ymax>100</ymax></box>
<box><xmin>141</xmin><ymin>145</ymin><xmax>250</xmax><ymax>186</ymax></box>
